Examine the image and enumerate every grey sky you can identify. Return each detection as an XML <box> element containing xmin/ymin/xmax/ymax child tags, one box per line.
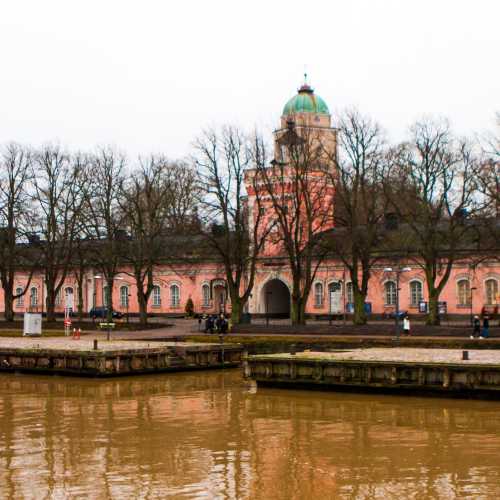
<box><xmin>1</xmin><ymin>0</ymin><xmax>499</xmax><ymax>159</ymax></box>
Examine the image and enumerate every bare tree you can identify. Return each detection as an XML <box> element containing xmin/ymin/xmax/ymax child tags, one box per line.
<box><xmin>387</xmin><ymin>118</ymin><xmax>480</xmax><ymax>325</ymax></box>
<box><xmin>478</xmin><ymin>114</ymin><xmax>500</xmax><ymax>254</ymax></box>
<box><xmin>195</xmin><ymin>126</ymin><xmax>271</xmax><ymax>324</ymax></box>
<box><xmin>83</xmin><ymin>147</ymin><xmax>127</xmax><ymax>323</ymax></box>
<box><xmin>255</xmin><ymin>122</ymin><xmax>335</xmax><ymax>325</ymax></box>
<box><xmin>120</xmin><ymin>156</ymin><xmax>198</xmax><ymax>325</ymax></box>
<box><xmin>0</xmin><ymin>143</ymin><xmax>36</xmax><ymax>321</ymax></box>
<box><xmin>30</xmin><ymin>144</ymin><xmax>86</xmax><ymax>322</ymax></box>
<box><xmin>326</xmin><ymin>109</ymin><xmax>389</xmax><ymax>325</ymax></box>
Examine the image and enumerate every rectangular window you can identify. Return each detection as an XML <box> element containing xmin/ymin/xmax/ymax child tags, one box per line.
<box><xmin>152</xmin><ymin>286</ymin><xmax>161</xmax><ymax>307</ymax></box>
<box><xmin>16</xmin><ymin>288</ymin><xmax>24</xmax><ymax>307</ymax></box>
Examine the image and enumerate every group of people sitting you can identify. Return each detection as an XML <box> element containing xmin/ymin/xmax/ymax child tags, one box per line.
<box><xmin>202</xmin><ymin>313</ymin><xmax>228</xmax><ymax>334</ymax></box>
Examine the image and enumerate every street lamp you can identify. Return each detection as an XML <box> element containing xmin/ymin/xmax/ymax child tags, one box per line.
<box><xmin>384</xmin><ymin>266</ymin><xmax>411</xmax><ymax>340</ymax></box>
<box><xmin>470</xmin><ymin>286</ymin><xmax>477</xmax><ymax>326</ymax></box>
<box><xmin>93</xmin><ymin>275</ymin><xmax>125</xmax><ymax>340</ymax></box>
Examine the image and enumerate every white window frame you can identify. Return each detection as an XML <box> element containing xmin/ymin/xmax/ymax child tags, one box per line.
<box><xmin>409</xmin><ymin>280</ymin><xmax>423</xmax><ymax>307</ymax></box>
<box><xmin>202</xmin><ymin>284</ymin><xmax>210</xmax><ymax>307</ymax></box>
<box><xmin>120</xmin><ymin>285</ymin><xmax>129</xmax><ymax>307</ymax></box>
<box><xmin>485</xmin><ymin>278</ymin><xmax>499</xmax><ymax>305</ymax></box>
<box><xmin>384</xmin><ymin>281</ymin><xmax>397</xmax><ymax>306</ymax></box>
<box><xmin>16</xmin><ymin>287</ymin><xmax>24</xmax><ymax>307</ymax></box>
<box><xmin>170</xmin><ymin>284</ymin><xmax>180</xmax><ymax>308</ymax></box>
<box><xmin>457</xmin><ymin>279</ymin><xmax>471</xmax><ymax>306</ymax></box>
<box><xmin>30</xmin><ymin>287</ymin><xmax>38</xmax><ymax>307</ymax></box>
<box><xmin>346</xmin><ymin>282</ymin><xmax>354</xmax><ymax>304</ymax></box>
<box><xmin>152</xmin><ymin>285</ymin><xmax>162</xmax><ymax>307</ymax></box>
<box><xmin>103</xmin><ymin>285</ymin><xmax>110</xmax><ymax>308</ymax></box>
<box><xmin>314</xmin><ymin>282</ymin><xmax>323</xmax><ymax>307</ymax></box>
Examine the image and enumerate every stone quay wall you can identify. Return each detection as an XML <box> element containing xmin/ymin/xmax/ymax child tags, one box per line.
<box><xmin>244</xmin><ymin>349</ymin><xmax>500</xmax><ymax>398</ymax></box>
<box><xmin>0</xmin><ymin>342</ymin><xmax>242</xmax><ymax>377</ymax></box>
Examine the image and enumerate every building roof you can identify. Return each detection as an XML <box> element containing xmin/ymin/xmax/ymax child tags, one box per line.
<box><xmin>282</xmin><ymin>83</ymin><xmax>330</xmax><ymax>116</ymax></box>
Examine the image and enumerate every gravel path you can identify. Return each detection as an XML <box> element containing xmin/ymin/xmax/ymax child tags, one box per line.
<box><xmin>0</xmin><ymin>337</ymin><xmax>197</xmax><ymax>352</ymax></box>
<box><xmin>263</xmin><ymin>348</ymin><xmax>500</xmax><ymax>366</ymax></box>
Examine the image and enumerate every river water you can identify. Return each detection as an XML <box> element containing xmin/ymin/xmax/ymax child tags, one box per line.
<box><xmin>1</xmin><ymin>371</ymin><xmax>500</xmax><ymax>499</ymax></box>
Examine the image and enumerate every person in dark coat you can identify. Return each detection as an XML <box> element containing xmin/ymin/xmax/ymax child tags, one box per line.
<box><xmin>205</xmin><ymin>315</ymin><xmax>214</xmax><ymax>334</ymax></box>
<box><xmin>216</xmin><ymin>313</ymin><xmax>227</xmax><ymax>334</ymax></box>
<box><xmin>471</xmin><ymin>315</ymin><xmax>481</xmax><ymax>339</ymax></box>
<box><xmin>482</xmin><ymin>315</ymin><xmax>490</xmax><ymax>339</ymax></box>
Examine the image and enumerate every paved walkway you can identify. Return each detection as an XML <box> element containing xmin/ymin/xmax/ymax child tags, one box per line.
<box><xmin>262</xmin><ymin>348</ymin><xmax>500</xmax><ymax>365</ymax></box>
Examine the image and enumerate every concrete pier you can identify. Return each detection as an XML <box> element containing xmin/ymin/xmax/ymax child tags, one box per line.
<box><xmin>244</xmin><ymin>348</ymin><xmax>500</xmax><ymax>398</ymax></box>
<box><xmin>0</xmin><ymin>338</ymin><xmax>242</xmax><ymax>377</ymax></box>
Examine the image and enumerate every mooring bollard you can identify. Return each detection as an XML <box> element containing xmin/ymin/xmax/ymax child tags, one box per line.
<box><xmin>93</xmin><ymin>339</ymin><xmax>98</xmax><ymax>350</ymax></box>
<box><xmin>462</xmin><ymin>350</ymin><xmax>469</xmax><ymax>360</ymax></box>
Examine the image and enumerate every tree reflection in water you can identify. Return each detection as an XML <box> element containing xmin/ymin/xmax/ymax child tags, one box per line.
<box><xmin>1</xmin><ymin>371</ymin><xmax>500</xmax><ymax>499</ymax></box>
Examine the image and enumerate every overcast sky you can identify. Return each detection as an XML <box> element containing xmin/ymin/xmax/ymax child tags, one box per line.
<box><xmin>1</xmin><ymin>0</ymin><xmax>499</xmax><ymax>159</ymax></box>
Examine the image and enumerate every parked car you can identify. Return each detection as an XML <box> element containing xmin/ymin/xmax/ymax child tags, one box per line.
<box><xmin>89</xmin><ymin>307</ymin><xmax>123</xmax><ymax>320</ymax></box>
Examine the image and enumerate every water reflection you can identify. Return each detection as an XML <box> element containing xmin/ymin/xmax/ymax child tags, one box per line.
<box><xmin>1</xmin><ymin>371</ymin><xmax>500</xmax><ymax>499</ymax></box>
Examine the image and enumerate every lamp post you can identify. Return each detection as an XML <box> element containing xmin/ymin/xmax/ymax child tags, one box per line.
<box><xmin>384</xmin><ymin>266</ymin><xmax>411</xmax><ymax>340</ymax></box>
<box><xmin>94</xmin><ymin>275</ymin><xmax>125</xmax><ymax>340</ymax></box>
<box><xmin>470</xmin><ymin>287</ymin><xmax>477</xmax><ymax>326</ymax></box>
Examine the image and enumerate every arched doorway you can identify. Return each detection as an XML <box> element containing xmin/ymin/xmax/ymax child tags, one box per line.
<box><xmin>261</xmin><ymin>279</ymin><xmax>290</xmax><ymax>318</ymax></box>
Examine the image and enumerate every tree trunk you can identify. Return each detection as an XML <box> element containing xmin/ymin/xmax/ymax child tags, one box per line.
<box><xmin>353</xmin><ymin>289</ymin><xmax>367</xmax><ymax>325</ymax></box>
<box><xmin>106</xmin><ymin>279</ymin><xmax>114</xmax><ymax>323</ymax></box>
<box><xmin>4</xmin><ymin>290</ymin><xmax>14</xmax><ymax>322</ymax></box>
<box><xmin>230</xmin><ymin>296</ymin><xmax>243</xmax><ymax>325</ymax></box>
<box><xmin>427</xmin><ymin>289</ymin><xmax>441</xmax><ymax>326</ymax></box>
<box><xmin>137</xmin><ymin>290</ymin><xmax>148</xmax><ymax>326</ymax></box>
<box><xmin>291</xmin><ymin>295</ymin><xmax>306</xmax><ymax>325</ymax></box>
<box><xmin>77</xmin><ymin>281</ymin><xmax>84</xmax><ymax>322</ymax></box>
<box><xmin>46</xmin><ymin>291</ymin><xmax>56</xmax><ymax>323</ymax></box>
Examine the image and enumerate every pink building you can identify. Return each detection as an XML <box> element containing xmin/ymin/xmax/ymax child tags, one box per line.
<box><xmin>3</xmin><ymin>84</ymin><xmax>499</xmax><ymax>320</ymax></box>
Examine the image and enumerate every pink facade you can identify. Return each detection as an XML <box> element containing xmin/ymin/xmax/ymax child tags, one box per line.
<box><xmin>3</xmin><ymin>258</ymin><xmax>499</xmax><ymax>318</ymax></box>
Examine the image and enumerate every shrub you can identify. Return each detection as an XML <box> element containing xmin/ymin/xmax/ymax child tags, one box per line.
<box><xmin>185</xmin><ymin>297</ymin><xmax>194</xmax><ymax>317</ymax></box>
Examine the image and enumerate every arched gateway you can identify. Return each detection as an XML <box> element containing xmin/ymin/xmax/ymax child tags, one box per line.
<box><xmin>260</xmin><ymin>279</ymin><xmax>291</xmax><ymax>318</ymax></box>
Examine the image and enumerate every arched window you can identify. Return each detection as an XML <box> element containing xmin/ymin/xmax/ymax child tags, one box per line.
<box><xmin>346</xmin><ymin>282</ymin><xmax>353</xmax><ymax>304</ymax></box>
<box><xmin>409</xmin><ymin>281</ymin><xmax>423</xmax><ymax>307</ymax></box>
<box><xmin>202</xmin><ymin>284</ymin><xmax>210</xmax><ymax>307</ymax></box>
<box><xmin>384</xmin><ymin>281</ymin><xmax>397</xmax><ymax>306</ymax></box>
<box><xmin>314</xmin><ymin>282</ymin><xmax>323</xmax><ymax>307</ymax></box>
<box><xmin>485</xmin><ymin>279</ymin><xmax>499</xmax><ymax>305</ymax></box>
<box><xmin>120</xmin><ymin>286</ymin><xmax>129</xmax><ymax>307</ymax></box>
<box><xmin>30</xmin><ymin>287</ymin><xmax>38</xmax><ymax>307</ymax></box>
<box><xmin>457</xmin><ymin>279</ymin><xmax>471</xmax><ymax>306</ymax></box>
<box><xmin>55</xmin><ymin>289</ymin><xmax>61</xmax><ymax>306</ymax></box>
<box><xmin>103</xmin><ymin>286</ymin><xmax>110</xmax><ymax>307</ymax></box>
<box><xmin>65</xmin><ymin>287</ymin><xmax>74</xmax><ymax>308</ymax></box>
<box><xmin>152</xmin><ymin>285</ymin><xmax>161</xmax><ymax>307</ymax></box>
<box><xmin>16</xmin><ymin>287</ymin><xmax>24</xmax><ymax>307</ymax></box>
<box><xmin>170</xmin><ymin>284</ymin><xmax>180</xmax><ymax>308</ymax></box>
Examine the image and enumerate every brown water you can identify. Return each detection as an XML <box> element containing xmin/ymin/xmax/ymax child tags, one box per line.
<box><xmin>1</xmin><ymin>372</ymin><xmax>500</xmax><ymax>500</ymax></box>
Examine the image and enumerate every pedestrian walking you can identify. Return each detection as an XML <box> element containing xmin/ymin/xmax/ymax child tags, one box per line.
<box><xmin>403</xmin><ymin>315</ymin><xmax>411</xmax><ymax>336</ymax></box>
<box><xmin>482</xmin><ymin>315</ymin><xmax>490</xmax><ymax>339</ymax></box>
<box><xmin>471</xmin><ymin>315</ymin><xmax>480</xmax><ymax>339</ymax></box>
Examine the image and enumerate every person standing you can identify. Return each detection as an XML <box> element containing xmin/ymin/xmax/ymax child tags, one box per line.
<box><xmin>471</xmin><ymin>315</ymin><xmax>481</xmax><ymax>339</ymax></box>
<box><xmin>403</xmin><ymin>315</ymin><xmax>411</xmax><ymax>336</ymax></box>
<box><xmin>482</xmin><ymin>315</ymin><xmax>490</xmax><ymax>339</ymax></box>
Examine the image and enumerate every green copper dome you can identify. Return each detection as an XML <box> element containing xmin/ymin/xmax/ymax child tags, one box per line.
<box><xmin>282</xmin><ymin>83</ymin><xmax>329</xmax><ymax>116</ymax></box>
